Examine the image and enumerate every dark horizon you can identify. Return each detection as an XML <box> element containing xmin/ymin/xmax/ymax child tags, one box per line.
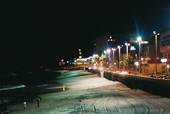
<box><xmin>0</xmin><ymin>0</ymin><xmax>170</xmax><ymax>67</ymax></box>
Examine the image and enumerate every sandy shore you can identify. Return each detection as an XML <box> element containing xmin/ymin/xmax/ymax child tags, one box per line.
<box><xmin>1</xmin><ymin>70</ymin><xmax>170</xmax><ymax>114</ymax></box>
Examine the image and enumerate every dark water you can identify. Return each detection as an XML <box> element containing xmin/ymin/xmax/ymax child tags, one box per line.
<box><xmin>0</xmin><ymin>70</ymin><xmax>62</xmax><ymax>86</ymax></box>
<box><xmin>0</xmin><ymin>70</ymin><xmax>63</xmax><ymax>109</ymax></box>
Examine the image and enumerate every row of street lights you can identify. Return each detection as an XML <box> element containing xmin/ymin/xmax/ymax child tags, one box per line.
<box><xmin>105</xmin><ymin>43</ymin><xmax>130</xmax><ymax>70</ymax></box>
<box><xmin>104</xmin><ymin>37</ymin><xmax>142</xmax><ymax>74</ymax></box>
<box><xmin>104</xmin><ymin>31</ymin><xmax>159</xmax><ymax>75</ymax></box>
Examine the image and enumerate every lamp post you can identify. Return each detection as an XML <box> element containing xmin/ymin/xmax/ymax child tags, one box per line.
<box><xmin>125</xmin><ymin>43</ymin><xmax>130</xmax><ymax>59</ymax></box>
<box><xmin>153</xmin><ymin>31</ymin><xmax>160</xmax><ymax>75</ymax></box>
<box><xmin>117</xmin><ymin>45</ymin><xmax>121</xmax><ymax>70</ymax></box>
<box><xmin>107</xmin><ymin>48</ymin><xmax>111</xmax><ymax>63</ymax></box>
<box><xmin>112</xmin><ymin>48</ymin><xmax>116</xmax><ymax>67</ymax></box>
<box><xmin>125</xmin><ymin>42</ymin><xmax>130</xmax><ymax>70</ymax></box>
<box><xmin>137</xmin><ymin>37</ymin><xmax>142</xmax><ymax>75</ymax></box>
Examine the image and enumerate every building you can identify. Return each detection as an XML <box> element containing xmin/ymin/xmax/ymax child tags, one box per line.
<box><xmin>127</xmin><ymin>33</ymin><xmax>165</xmax><ymax>74</ymax></box>
<box><xmin>75</xmin><ymin>49</ymin><xmax>90</xmax><ymax>65</ymax></box>
<box><xmin>78</xmin><ymin>49</ymin><xmax>82</xmax><ymax>58</ymax></box>
<box><xmin>160</xmin><ymin>30</ymin><xmax>170</xmax><ymax>56</ymax></box>
<box><xmin>75</xmin><ymin>58</ymin><xmax>89</xmax><ymax>65</ymax></box>
<box><xmin>141</xmin><ymin>33</ymin><xmax>164</xmax><ymax>75</ymax></box>
<box><xmin>94</xmin><ymin>35</ymin><xmax>129</xmax><ymax>56</ymax></box>
<box><xmin>160</xmin><ymin>30</ymin><xmax>170</xmax><ymax>73</ymax></box>
<box><xmin>141</xmin><ymin>43</ymin><xmax>162</xmax><ymax>74</ymax></box>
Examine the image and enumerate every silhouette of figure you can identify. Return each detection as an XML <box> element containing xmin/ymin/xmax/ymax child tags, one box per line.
<box><xmin>37</xmin><ymin>95</ymin><xmax>41</xmax><ymax>108</ymax></box>
<box><xmin>23</xmin><ymin>101</ymin><xmax>26</xmax><ymax>110</ymax></box>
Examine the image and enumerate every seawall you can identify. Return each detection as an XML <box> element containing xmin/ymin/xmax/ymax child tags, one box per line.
<box><xmin>88</xmin><ymin>69</ymin><xmax>170</xmax><ymax>98</ymax></box>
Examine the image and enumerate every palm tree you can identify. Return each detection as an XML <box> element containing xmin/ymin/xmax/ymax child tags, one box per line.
<box><xmin>119</xmin><ymin>54</ymin><xmax>128</xmax><ymax>70</ymax></box>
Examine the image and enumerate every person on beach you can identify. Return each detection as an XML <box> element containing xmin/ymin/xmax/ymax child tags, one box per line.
<box><xmin>23</xmin><ymin>101</ymin><xmax>26</xmax><ymax>110</ymax></box>
<box><xmin>37</xmin><ymin>95</ymin><xmax>41</xmax><ymax>107</ymax></box>
<box><xmin>63</xmin><ymin>85</ymin><xmax>65</xmax><ymax>91</ymax></box>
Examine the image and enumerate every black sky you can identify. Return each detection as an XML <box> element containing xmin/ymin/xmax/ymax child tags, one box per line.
<box><xmin>0</xmin><ymin>0</ymin><xmax>170</xmax><ymax>67</ymax></box>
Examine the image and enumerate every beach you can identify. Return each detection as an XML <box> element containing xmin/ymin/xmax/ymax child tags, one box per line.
<box><xmin>1</xmin><ymin>70</ymin><xmax>170</xmax><ymax>114</ymax></box>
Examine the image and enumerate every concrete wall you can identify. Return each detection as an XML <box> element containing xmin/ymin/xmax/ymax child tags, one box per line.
<box><xmin>88</xmin><ymin>69</ymin><xmax>170</xmax><ymax>98</ymax></box>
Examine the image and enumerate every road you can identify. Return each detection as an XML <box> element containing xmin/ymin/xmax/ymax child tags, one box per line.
<box><xmin>4</xmin><ymin>70</ymin><xmax>170</xmax><ymax>114</ymax></box>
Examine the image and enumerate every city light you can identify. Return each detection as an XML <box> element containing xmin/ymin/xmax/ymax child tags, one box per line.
<box><xmin>153</xmin><ymin>31</ymin><xmax>160</xmax><ymax>75</ymax></box>
<box><xmin>137</xmin><ymin>36</ymin><xmax>142</xmax><ymax>75</ymax></box>
<box><xmin>117</xmin><ymin>45</ymin><xmax>121</xmax><ymax>70</ymax></box>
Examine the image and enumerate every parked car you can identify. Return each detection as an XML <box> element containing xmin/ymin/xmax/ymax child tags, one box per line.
<box><xmin>149</xmin><ymin>73</ymin><xmax>156</xmax><ymax>78</ymax></box>
<box><xmin>162</xmin><ymin>74</ymin><xmax>169</xmax><ymax>79</ymax></box>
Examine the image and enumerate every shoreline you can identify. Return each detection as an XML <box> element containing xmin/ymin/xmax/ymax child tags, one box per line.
<box><xmin>0</xmin><ymin>70</ymin><xmax>63</xmax><ymax>111</ymax></box>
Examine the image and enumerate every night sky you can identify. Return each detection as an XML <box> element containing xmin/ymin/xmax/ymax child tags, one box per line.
<box><xmin>0</xmin><ymin>0</ymin><xmax>170</xmax><ymax>68</ymax></box>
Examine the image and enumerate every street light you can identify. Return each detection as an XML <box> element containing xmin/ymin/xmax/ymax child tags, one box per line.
<box><xmin>125</xmin><ymin>42</ymin><xmax>130</xmax><ymax>70</ymax></box>
<box><xmin>137</xmin><ymin>37</ymin><xmax>142</xmax><ymax>75</ymax></box>
<box><xmin>112</xmin><ymin>48</ymin><xmax>116</xmax><ymax>67</ymax></box>
<box><xmin>153</xmin><ymin>31</ymin><xmax>160</xmax><ymax>75</ymax></box>
<box><xmin>125</xmin><ymin>43</ymin><xmax>130</xmax><ymax>59</ymax></box>
<box><xmin>117</xmin><ymin>45</ymin><xmax>121</xmax><ymax>70</ymax></box>
<box><xmin>106</xmin><ymin>48</ymin><xmax>111</xmax><ymax>66</ymax></box>
<box><xmin>106</xmin><ymin>48</ymin><xmax>111</xmax><ymax>60</ymax></box>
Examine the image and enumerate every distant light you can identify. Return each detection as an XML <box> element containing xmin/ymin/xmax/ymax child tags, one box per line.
<box><xmin>137</xmin><ymin>37</ymin><xmax>142</xmax><ymax>41</ymax></box>
<box><xmin>88</xmin><ymin>67</ymin><xmax>92</xmax><ymax>69</ymax></box>
<box><xmin>99</xmin><ymin>67</ymin><xmax>103</xmax><ymax>70</ymax></box>
<box><xmin>112</xmin><ymin>48</ymin><xmax>116</xmax><ymax>51</ymax></box>
<box><xmin>87</xmin><ymin>56</ymin><xmax>92</xmax><ymax>59</ymax></box>
<box><xmin>125</xmin><ymin>42</ymin><xmax>130</xmax><ymax>46</ymax></box>
<box><xmin>120</xmin><ymin>71</ymin><xmax>128</xmax><ymax>74</ymax></box>
<box><xmin>93</xmin><ymin>66</ymin><xmax>97</xmax><ymax>69</ymax></box>
<box><xmin>77</xmin><ymin>58</ymin><xmax>87</xmax><ymax>61</ymax></box>
<box><xmin>161</xmin><ymin>58</ymin><xmax>167</xmax><ymax>63</ymax></box>
<box><xmin>66</xmin><ymin>61</ymin><xmax>69</xmax><ymax>63</ymax></box>
<box><xmin>93</xmin><ymin>54</ymin><xmax>98</xmax><ymax>58</ymax></box>
<box><xmin>130</xmin><ymin>46</ymin><xmax>136</xmax><ymax>50</ymax></box>
<box><xmin>153</xmin><ymin>31</ymin><xmax>160</xmax><ymax>35</ymax></box>
<box><xmin>134</xmin><ymin>62</ymin><xmax>139</xmax><ymax>66</ymax></box>
<box><xmin>141</xmin><ymin>41</ymin><xmax>149</xmax><ymax>44</ymax></box>
<box><xmin>107</xmin><ymin>48</ymin><xmax>111</xmax><ymax>53</ymax></box>
<box><xmin>117</xmin><ymin>45</ymin><xmax>120</xmax><ymax>48</ymax></box>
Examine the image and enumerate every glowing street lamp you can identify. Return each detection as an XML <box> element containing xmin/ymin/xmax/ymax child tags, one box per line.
<box><xmin>117</xmin><ymin>45</ymin><xmax>121</xmax><ymax>70</ymax></box>
<box><xmin>125</xmin><ymin>42</ymin><xmax>130</xmax><ymax>70</ymax></box>
<box><xmin>107</xmin><ymin>48</ymin><xmax>111</xmax><ymax>61</ymax></box>
<box><xmin>153</xmin><ymin>31</ymin><xmax>160</xmax><ymax>75</ymax></box>
<box><xmin>125</xmin><ymin>43</ymin><xmax>130</xmax><ymax>59</ymax></box>
<box><xmin>112</xmin><ymin>48</ymin><xmax>116</xmax><ymax>67</ymax></box>
<box><xmin>137</xmin><ymin>37</ymin><xmax>142</xmax><ymax>75</ymax></box>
